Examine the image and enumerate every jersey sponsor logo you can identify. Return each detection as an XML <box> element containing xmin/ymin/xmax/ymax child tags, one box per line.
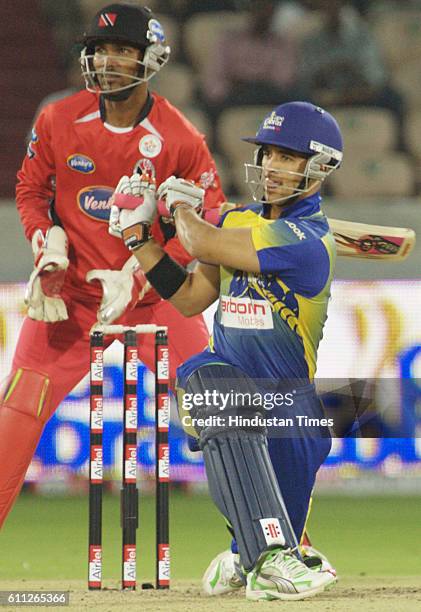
<box><xmin>284</xmin><ymin>220</ymin><xmax>306</xmax><ymax>240</ymax></box>
<box><xmin>139</xmin><ymin>134</ymin><xmax>162</xmax><ymax>158</ymax></box>
<box><xmin>67</xmin><ymin>154</ymin><xmax>96</xmax><ymax>174</ymax></box>
<box><xmin>263</xmin><ymin>111</ymin><xmax>285</xmax><ymax>131</ymax></box>
<box><xmin>220</xmin><ymin>296</ymin><xmax>273</xmax><ymax>330</ymax></box>
<box><xmin>133</xmin><ymin>158</ymin><xmax>156</xmax><ymax>177</ymax></box>
<box><xmin>77</xmin><ymin>186</ymin><xmax>113</xmax><ymax>222</ymax></box>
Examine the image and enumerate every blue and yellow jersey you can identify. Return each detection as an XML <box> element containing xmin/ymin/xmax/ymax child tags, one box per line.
<box><xmin>211</xmin><ymin>192</ymin><xmax>336</xmax><ymax>381</ymax></box>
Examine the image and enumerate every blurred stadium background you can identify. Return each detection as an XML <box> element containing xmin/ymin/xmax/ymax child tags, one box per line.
<box><xmin>0</xmin><ymin>0</ymin><xmax>420</xmax><ymax>586</ymax></box>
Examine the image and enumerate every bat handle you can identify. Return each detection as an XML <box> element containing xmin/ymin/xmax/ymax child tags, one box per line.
<box><xmin>157</xmin><ymin>199</ymin><xmax>221</xmax><ymax>226</ymax></box>
<box><xmin>115</xmin><ymin>195</ymin><xmax>222</xmax><ymax>227</ymax></box>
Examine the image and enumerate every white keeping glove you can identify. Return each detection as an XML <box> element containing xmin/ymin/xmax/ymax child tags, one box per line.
<box><xmin>86</xmin><ymin>255</ymin><xmax>150</xmax><ymax>324</ymax></box>
<box><xmin>25</xmin><ymin>226</ymin><xmax>69</xmax><ymax>322</ymax></box>
<box><xmin>109</xmin><ymin>173</ymin><xmax>157</xmax><ymax>250</ymax></box>
<box><xmin>157</xmin><ymin>176</ymin><xmax>204</xmax><ymax>216</ymax></box>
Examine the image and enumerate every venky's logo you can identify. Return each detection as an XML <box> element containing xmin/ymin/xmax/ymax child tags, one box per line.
<box><xmin>77</xmin><ymin>186</ymin><xmax>113</xmax><ymax>221</ymax></box>
<box><xmin>67</xmin><ymin>154</ymin><xmax>96</xmax><ymax>174</ymax></box>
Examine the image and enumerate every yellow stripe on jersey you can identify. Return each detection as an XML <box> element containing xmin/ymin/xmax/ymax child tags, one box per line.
<box><xmin>295</xmin><ymin>233</ymin><xmax>336</xmax><ymax>380</ymax></box>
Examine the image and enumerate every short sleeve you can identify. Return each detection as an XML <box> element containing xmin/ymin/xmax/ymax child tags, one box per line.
<box><xmin>251</xmin><ymin>218</ymin><xmax>332</xmax><ymax>297</ymax></box>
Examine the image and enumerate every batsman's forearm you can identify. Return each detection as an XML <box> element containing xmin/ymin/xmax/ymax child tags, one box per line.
<box><xmin>132</xmin><ymin>238</ymin><xmax>209</xmax><ymax>316</ymax></box>
<box><xmin>173</xmin><ymin>206</ymin><xmax>217</xmax><ymax>260</ymax></box>
<box><xmin>132</xmin><ymin>238</ymin><xmax>191</xmax><ymax>309</ymax></box>
<box><xmin>132</xmin><ymin>239</ymin><xmax>166</xmax><ymax>272</ymax></box>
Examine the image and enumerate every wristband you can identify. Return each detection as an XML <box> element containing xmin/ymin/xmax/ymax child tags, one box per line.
<box><xmin>122</xmin><ymin>222</ymin><xmax>151</xmax><ymax>251</ymax></box>
<box><xmin>145</xmin><ymin>253</ymin><xmax>188</xmax><ymax>299</ymax></box>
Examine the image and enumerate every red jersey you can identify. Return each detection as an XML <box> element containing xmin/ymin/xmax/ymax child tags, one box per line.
<box><xmin>16</xmin><ymin>90</ymin><xmax>225</xmax><ymax>301</ymax></box>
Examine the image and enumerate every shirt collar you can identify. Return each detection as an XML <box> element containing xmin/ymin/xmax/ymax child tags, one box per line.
<box><xmin>99</xmin><ymin>91</ymin><xmax>154</xmax><ymax>126</ymax></box>
<box><xmin>281</xmin><ymin>192</ymin><xmax>322</xmax><ymax>218</ymax></box>
<box><xmin>262</xmin><ymin>192</ymin><xmax>322</xmax><ymax>219</ymax></box>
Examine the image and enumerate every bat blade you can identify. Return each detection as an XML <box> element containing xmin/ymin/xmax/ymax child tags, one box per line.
<box><xmin>328</xmin><ymin>218</ymin><xmax>416</xmax><ymax>261</ymax></box>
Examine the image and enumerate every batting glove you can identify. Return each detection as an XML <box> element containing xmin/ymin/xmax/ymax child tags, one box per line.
<box><xmin>86</xmin><ymin>255</ymin><xmax>150</xmax><ymax>324</ymax></box>
<box><xmin>25</xmin><ymin>226</ymin><xmax>69</xmax><ymax>322</ymax></box>
<box><xmin>109</xmin><ymin>173</ymin><xmax>157</xmax><ymax>250</ymax></box>
<box><xmin>157</xmin><ymin>176</ymin><xmax>204</xmax><ymax>217</ymax></box>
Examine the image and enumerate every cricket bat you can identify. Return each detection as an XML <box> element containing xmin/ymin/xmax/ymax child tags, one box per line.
<box><xmin>328</xmin><ymin>218</ymin><xmax>416</xmax><ymax>261</ymax></box>
<box><xmin>221</xmin><ymin>204</ymin><xmax>416</xmax><ymax>261</ymax></box>
<box><xmin>120</xmin><ymin>197</ymin><xmax>416</xmax><ymax>262</ymax></box>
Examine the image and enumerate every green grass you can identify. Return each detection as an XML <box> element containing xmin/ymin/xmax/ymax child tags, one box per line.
<box><xmin>0</xmin><ymin>493</ymin><xmax>419</xmax><ymax>581</ymax></box>
<box><xmin>307</xmin><ymin>496</ymin><xmax>421</xmax><ymax>576</ymax></box>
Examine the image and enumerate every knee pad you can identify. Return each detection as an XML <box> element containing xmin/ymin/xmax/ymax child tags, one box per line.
<box><xmin>177</xmin><ymin>363</ymin><xmax>263</xmax><ymax>450</ymax></box>
<box><xmin>1</xmin><ymin>368</ymin><xmax>52</xmax><ymax>423</ymax></box>
<box><xmin>181</xmin><ymin>363</ymin><xmax>266</xmax><ymax>446</ymax></box>
<box><xmin>0</xmin><ymin>369</ymin><xmax>52</xmax><ymax>528</ymax></box>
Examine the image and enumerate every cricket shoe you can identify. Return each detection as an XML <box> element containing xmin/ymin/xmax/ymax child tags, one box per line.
<box><xmin>202</xmin><ymin>550</ymin><xmax>245</xmax><ymax>596</ymax></box>
<box><xmin>246</xmin><ymin>547</ymin><xmax>336</xmax><ymax>601</ymax></box>
<box><xmin>301</xmin><ymin>544</ymin><xmax>337</xmax><ymax>578</ymax></box>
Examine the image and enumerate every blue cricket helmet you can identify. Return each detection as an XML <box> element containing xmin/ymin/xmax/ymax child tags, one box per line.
<box><xmin>243</xmin><ymin>101</ymin><xmax>343</xmax><ymax>162</ymax></box>
<box><xmin>243</xmin><ymin>102</ymin><xmax>343</xmax><ymax>204</ymax></box>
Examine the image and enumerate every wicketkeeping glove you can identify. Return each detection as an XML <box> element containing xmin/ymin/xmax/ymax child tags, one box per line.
<box><xmin>86</xmin><ymin>255</ymin><xmax>150</xmax><ymax>324</ymax></box>
<box><xmin>109</xmin><ymin>173</ymin><xmax>157</xmax><ymax>250</ymax></box>
<box><xmin>25</xmin><ymin>226</ymin><xmax>69</xmax><ymax>322</ymax></box>
<box><xmin>157</xmin><ymin>176</ymin><xmax>204</xmax><ymax>217</ymax></box>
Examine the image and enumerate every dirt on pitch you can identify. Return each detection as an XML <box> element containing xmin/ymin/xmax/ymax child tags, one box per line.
<box><xmin>0</xmin><ymin>577</ymin><xmax>420</xmax><ymax>612</ymax></box>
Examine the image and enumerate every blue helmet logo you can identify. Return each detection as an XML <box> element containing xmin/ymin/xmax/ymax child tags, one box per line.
<box><xmin>67</xmin><ymin>154</ymin><xmax>96</xmax><ymax>174</ymax></box>
<box><xmin>77</xmin><ymin>186</ymin><xmax>113</xmax><ymax>221</ymax></box>
<box><xmin>262</xmin><ymin>112</ymin><xmax>285</xmax><ymax>131</ymax></box>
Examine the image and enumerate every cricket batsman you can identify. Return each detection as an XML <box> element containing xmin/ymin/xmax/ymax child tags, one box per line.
<box><xmin>0</xmin><ymin>3</ymin><xmax>225</xmax><ymax>529</ymax></box>
<box><xmin>108</xmin><ymin>101</ymin><xmax>343</xmax><ymax>600</ymax></box>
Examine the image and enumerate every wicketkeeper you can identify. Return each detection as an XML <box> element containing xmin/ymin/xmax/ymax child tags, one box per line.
<box><xmin>0</xmin><ymin>3</ymin><xmax>225</xmax><ymax>530</ymax></box>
